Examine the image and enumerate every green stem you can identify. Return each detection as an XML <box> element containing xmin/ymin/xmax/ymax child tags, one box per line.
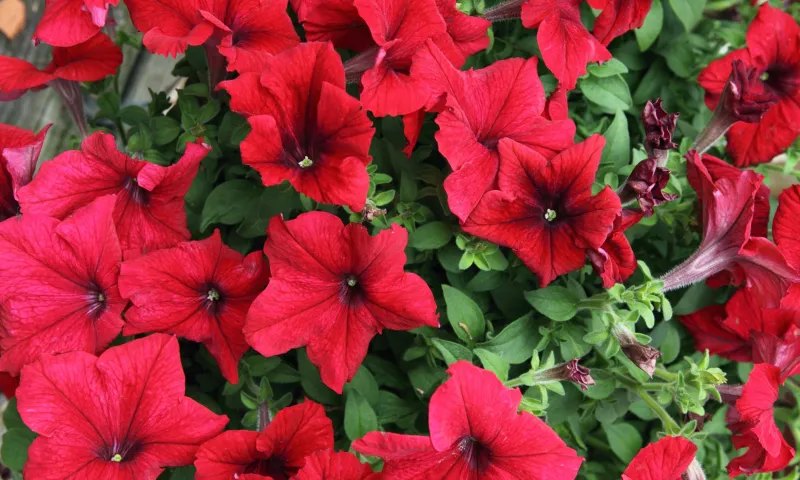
<box><xmin>654</xmin><ymin>368</ymin><xmax>679</xmax><ymax>382</ymax></box>
<box><xmin>505</xmin><ymin>377</ymin><xmax>525</xmax><ymax>388</ymax></box>
<box><xmin>637</xmin><ymin>388</ymin><xmax>680</xmax><ymax>434</ymax></box>
<box><xmin>112</xmin><ymin>73</ymin><xmax>128</xmax><ymax>144</ymax></box>
<box><xmin>639</xmin><ymin>383</ymin><xmax>673</xmax><ymax>391</ymax></box>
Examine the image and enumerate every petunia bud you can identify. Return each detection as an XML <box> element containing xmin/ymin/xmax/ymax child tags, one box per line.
<box><xmin>613</xmin><ymin>326</ymin><xmax>661</xmax><ymax>377</ymax></box>
<box><xmin>533</xmin><ymin>359</ymin><xmax>596</xmax><ymax>390</ymax></box>
<box><xmin>641</xmin><ymin>99</ymin><xmax>678</xmax><ymax>162</ymax></box>
<box><xmin>49</xmin><ymin>79</ymin><xmax>89</xmax><ymax>138</ymax></box>
<box><xmin>482</xmin><ymin>0</ymin><xmax>525</xmax><ymax>22</ymax></box>
<box><xmin>618</xmin><ymin>158</ymin><xmax>678</xmax><ymax>216</ymax></box>
<box><xmin>692</xmin><ymin>60</ymin><xmax>778</xmax><ymax>154</ymax></box>
<box><xmin>683</xmin><ymin>458</ymin><xmax>707</xmax><ymax>480</ymax></box>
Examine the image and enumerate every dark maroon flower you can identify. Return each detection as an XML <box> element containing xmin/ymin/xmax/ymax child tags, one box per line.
<box><xmin>533</xmin><ymin>359</ymin><xmax>595</xmax><ymax>391</ymax></box>
<box><xmin>618</xmin><ymin>158</ymin><xmax>678</xmax><ymax>216</ymax></box>
<box><xmin>614</xmin><ymin>326</ymin><xmax>661</xmax><ymax>377</ymax></box>
<box><xmin>641</xmin><ymin>99</ymin><xmax>678</xmax><ymax>158</ymax></box>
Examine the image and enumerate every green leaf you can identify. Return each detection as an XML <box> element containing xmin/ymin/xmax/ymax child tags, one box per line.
<box><xmin>442</xmin><ymin>285</ymin><xmax>486</xmax><ymax>343</ymax></box>
<box><xmin>582</xmin><ymin>371</ymin><xmax>616</xmax><ymax>400</ymax></box>
<box><xmin>344</xmin><ymin>390</ymin><xmax>379</xmax><ymax>441</ymax></box>
<box><xmin>409</xmin><ymin>222</ymin><xmax>453</xmax><ymax>250</ymax></box>
<box><xmin>218</xmin><ymin>111</ymin><xmax>251</xmax><ymax>147</ymax></box>
<box><xmin>298</xmin><ymin>349</ymin><xmax>340</xmax><ymax>405</ymax></box>
<box><xmin>587</xmin><ymin>58</ymin><xmax>629</xmax><ymax>78</ymax></box>
<box><xmin>431</xmin><ymin>338</ymin><xmax>473</xmax><ymax>365</ymax></box>
<box><xmin>201</xmin><ymin>180</ymin><xmax>263</xmax><ymax>230</ymax></box>
<box><xmin>246</xmin><ymin>356</ymin><xmax>281</xmax><ymax>376</ymax></box>
<box><xmin>578</xmin><ymin>75</ymin><xmax>632</xmax><ymax>113</ymax></box>
<box><xmin>669</xmin><ymin>0</ymin><xmax>706</xmax><ymax>31</ymax></box>
<box><xmin>119</xmin><ymin>105</ymin><xmax>150</xmax><ymax>126</ymax></box>
<box><xmin>659</xmin><ymin>323</ymin><xmax>681</xmax><ymax>363</ymax></box>
<box><xmin>604</xmin><ymin>422</ymin><xmax>643</xmax><ymax>463</ymax></box>
<box><xmin>168</xmin><ymin>466</ymin><xmax>197</xmax><ymax>480</ymax></box>
<box><xmin>474</xmin><ymin>348</ymin><xmax>510</xmax><ymax>381</ymax></box>
<box><xmin>1</xmin><ymin>428</ymin><xmax>36</xmax><ymax>472</ymax></box>
<box><xmin>524</xmin><ymin>286</ymin><xmax>580</xmax><ymax>321</ymax></box>
<box><xmin>346</xmin><ymin>366</ymin><xmax>381</xmax><ymax>406</ymax></box>
<box><xmin>635</xmin><ymin>0</ymin><xmax>663</xmax><ymax>51</ymax></box>
<box><xmin>151</xmin><ymin>116</ymin><xmax>181</xmax><ymax>146</ymax></box>
<box><xmin>601</xmin><ymin>109</ymin><xmax>631</xmax><ymax>170</ymax></box>
<box><xmin>3</xmin><ymin>398</ymin><xmax>24</xmax><ymax>429</ymax></box>
<box><xmin>477</xmin><ymin>313</ymin><xmax>539</xmax><ymax>364</ymax></box>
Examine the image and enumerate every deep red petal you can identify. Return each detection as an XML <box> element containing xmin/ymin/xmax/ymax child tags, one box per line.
<box><xmin>256</xmin><ymin>401</ymin><xmax>334</xmax><ymax>468</ymax></box>
<box><xmin>48</xmin><ymin>33</ymin><xmax>123</xmax><ymax>82</ymax></box>
<box><xmin>295</xmin><ymin>450</ymin><xmax>374</xmax><ymax>480</ymax></box>
<box><xmin>0</xmin><ymin>123</ymin><xmax>51</xmax><ymax>197</ymax></box>
<box><xmin>126</xmin><ymin>0</ymin><xmax>216</xmax><ymax>57</ymax></box>
<box><xmin>588</xmin><ymin>0</ymin><xmax>653</xmax><ymax>46</ymax></box>
<box><xmin>0</xmin><ymin>56</ymin><xmax>55</xmax><ymax>93</ymax></box>
<box><xmin>679</xmin><ymin>304</ymin><xmax>752</xmax><ymax>362</ymax></box>
<box><xmin>34</xmin><ymin>0</ymin><xmax>104</xmax><ymax>47</ymax></box>
<box><xmin>736</xmin><ymin>364</ymin><xmax>783</xmax><ymax>457</ymax></box>
<box><xmin>775</xmin><ymin>185</ymin><xmax>800</xmax><ymax>270</ymax></box>
<box><xmin>621</xmin><ymin>436</ymin><xmax>696</xmax><ymax>480</ymax></box>
<box><xmin>300</xmin><ymin>0</ymin><xmax>374</xmax><ymax>52</ymax></box>
<box><xmin>195</xmin><ymin>430</ymin><xmax>263</xmax><ymax>480</ymax></box>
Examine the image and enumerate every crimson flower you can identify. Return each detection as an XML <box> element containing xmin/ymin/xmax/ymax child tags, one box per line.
<box><xmin>353</xmin><ymin>362</ymin><xmax>583</xmax><ymax>479</ymax></box>
<box><xmin>0</xmin><ymin>33</ymin><xmax>121</xmax><ymax>136</ymax></box>
<box><xmin>126</xmin><ymin>0</ymin><xmax>299</xmax><ymax>73</ymax></box>
<box><xmin>219</xmin><ymin>42</ymin><xmax>374</xmax><ymax>212</ymax></box>
<box><xmin>194</xmin><ymin>400</ymin><xmax>333</xmax><ymax>480</ymax></box>
<box><xmin>587</xmin><ymin>0</ymin><xmax>653</xmax><ymax>46</ymax></box>
<box><xmin>622</xmin><ymin>436</ymin><xmax>697</xmax><ymax>480</ymax></box>
<box><xmin>697</xmin><ymin>5</ymin><xmax>800</xmax><ymax>166</ymax></box>
<box><xmin>660</xmin><ymin>151</ymin><xmax>800</xmax><ymax>305</ymax></box>
<box><xmin>483</xmin><ymin>0</ymin><xmax>612</xmax><ymax>89</ymax></box>
<box><xmin>118</xmin><ymin>230</ymin><xmax>269</xmax><ymax>384</ymax></box>
<box><xmin>0</xmin><ymin>196</ymin><xmax>125</xmax><ymax>375</ymax></box>
<box><xmin>245</xmin><ymin>212</ymin><xmax>438</xmax><ymax>393</ymax></box>
<box><xmin>17</xmin><ymin>132</ymin><xmax>210</xmax><ymax>255</ymax></box>
<box><xmin>295</xmin><ymin>450</ymin><xmax>375</xmax><ymax>480</ymax></box>
<box><xmin>0</xmin><ymin>123</ymin><xmax>50</xmax><ymax>220</ymax></box>
<box><xmin>588</xmin><ymin>209</ymin><xmax>643</xmax><ymax>288</ymax></box>
<box><xmin>434</xmin><ymin>0</ymin><xmax>492</xmax><ymax>65</ymax></box>
<box><xmin>463</xmin><ymin>136</ymin><xmax>621</xmax><ymax>287</ymax></box>
<box><xmin>412</xmin><ymin>40</ymin><xmax>576</xmax><ymax>221</ymax></box>
<box><xmin>16</xmin><ymin>334</ymin><xmax>228</xmax><ymax>479</ymax></box>
<box><xmin>774</xmin><ymin>185</ymin><xmax>800</xmax><ymax>271</ymax></box>
<box><xmin>680</xmin><ymin>287</ymin><xmax>796</xmax><ymax>364</ymax></box>
<box><xmin>293</xmin><ymin>0</ymin><xmax>375</xmax><ymax>52</ymax></box>
<box><xmin>727</xmin><ymin>364</ymin><xmax>795</xmax><ymax>476</ymax></box>
<box><xmin>34</xmin><ymin>0</ymin><xmax>119</xmax><ymax>47</ymax></box>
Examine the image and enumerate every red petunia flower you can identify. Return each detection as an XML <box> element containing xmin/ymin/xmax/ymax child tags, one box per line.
<box><xmin>295</xmin><ymin>450</ymin><xmax>375</xmax><ymax>480</ymax></box>
<box><xmin>126</xmin><ymin>0</ymin><xmax>299</xmax><ymax>73</ymax></box>
<box><xmin>586</xmin><ymin>0</ymin><xmax>653</xmax><ymax>46</ymax></box>
<box><xmin>412</xmin><ymin>40</ymin><xmax>576</xmax><ymax>221</ymax></box>
<box><xmin>0</xmin><ymin>196</ymin><xmax>125</xmax><ymax>375</ymax></box>
<box><xmin>353</xmin><ymin>362</ymin><xmax>583</xmax><ymax>479</ymax></box>
<box><xmin>463</xmin><ymin>137</ymin><xmax>621</xmax><ymax>287</ymax></box>
<box><xmin>727</xmin><ymin>364</ymin><xmax>795</xmax><ymax>476</ymax></box>
<box><xmin>16</xmin><ymin>334</ymin><xmax>228</xmax><ymax>479</ymax></box>
<box><xmin>17</xmin><ymin>132</ymin><xmax>210</xmax><ymax>255</ymax></box>
<box><xmin>660</xmin><ymin>152</ymin><xmax>799</xmax><ymax>305</ymax></box>
<box><xmin>344</xmin><ymin>0</ymin><xmax>455</xmax><ymax>117</ymax></box>
<box><xmin>588</xmin><ymin>209</ymin><xmax>642</xmax><ymax>288</ymax></box>
<box><xmin>697</xmin><ymin>5</ymin><xmax>800</xmax><ymax>166</ymax></box>
<box><xmin>244</xmin><ymin>212</ymin><xmax>439</xmax><ymax>393</ymax></box>
<box><xmin>0</xmin><ymin>33</ymin><xmax>121</xmax><ymax>136</ymax></box>
<box><xmin>680</xmin><ymin>287</ymin><xmax>796</xmax><ymax>364</ymax></box>
<box><xmin>774</xmin><ymin>185</ymin><xmax>800</xmax><ymax>271</ymax></box>
<box><xmin>621</xmin><ymin>436</ymin><xmax>697</xmax><ymax>480</ymax></box>
<box><xmin>118</xmin><ymin>230</ymin><xmax>269</xmax><ymax>384</ymax></box>
<box><xmin>34</xmin><ymin>0</ymin><xmax>120</xmax><ymax>47</ymax></box>
<box><xmin>434</xmin><ymin>0</ymin><xmax>491</xmax><ymax>65</ymax></box>
<box><xmin>195</xmin><ymin>400</ymin><xmax>333</xmax><ymax>480</ymax></box>
<box><xmin>0</xmin><ymin>123</ymin><xmax>50</xmax><ymax>220</ymax></box>
<box><xmin>295</xmin><ymin>0</ymin><xmax>374</xmax><ymax>52</ymax></box>
<box><xmin>219</xmin><ymin>42</ymin><xmax>374</xmax><ymax>212</ymax></box>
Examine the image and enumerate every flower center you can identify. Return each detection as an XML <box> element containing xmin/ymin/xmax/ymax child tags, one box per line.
<box><xmin>123</xmin><ymin>176</ymin><xmax>150</xmax><ymax>206</ymax></box>
<box><xmin>761</xmin><ymin>64</ymin><xmax>800</xmax><ymax>98</ymax></box>
<box><xmin>207</xmin><ymin>288</ymin><xmax>220</xmax><ymax>302</ymax></box>
<box><xmin>457</xmin><ymin>436</ymin><xmax>491</xmax><ymax>473</ymax></box>
<box><xmin>111</xmin><ymin>454</ymin><xmax>122</xmax><ymax>463</ymax></box>
<box><xmin>544</xmin><ymin>209</ymin><xmax>557</xmax><ymax>222</ymax></box>
<box><xmin>244</xmin><ymin>456</ymin><xmax>288</xmax><ymax>479</ymax></box>
<box><xmin>298</xmin><ymin>156</ymin><xmax>313</xmax><ymax>168</ymax></box>
<box><xmin>86</xmin><ymin>283</ymin><xmax>108</xmax><ymax>319</ymax></box>
<box><xmin>346</xmin><ymin>276</ymin><xmax>358</xmax><ymax>287</ymax></box>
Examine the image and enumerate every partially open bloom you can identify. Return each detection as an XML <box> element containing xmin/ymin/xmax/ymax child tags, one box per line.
<box><xmin>0</xmin><ymin>123</ymin><xmax>50</xmax><ymax>220</ymax></box>
<box><xmin>245</xmin><ymin>212</ymin><xmax>439</xmax><ymax>393</ymax></box>
<box><xmin>680</xmin><ymin>287</ymin><xmax>797</xmax><ymax>365</ymax></box>
<box><xmin>463</xmin><ymin>137</ymin><xmax>621</xmax><ymax>287</ymax></box>
<box><xmin>17</xmin><ymin>334</ymin><xmax>228</xmax><ymax>479</ymax></box>
<box><xmin>618</xmin><ymin>159</ymin><xmax>677</xmax><ymax>216</ymax></box>
<box><xmin>697</xmin><ymin>5</ymin><xmax>800</xmax><ymax>166</ymax></box>
<box><xmin>660</xmin><ymin>152</ymin><xmax>800</xmax><ymax>304</ymax></box>
<box><xmin>220</xmin><ymin>42</ymin><xmax>374</xmax><ymax>211</ymax></box>
<box><xmin>588</xmin><ymin>209</ymin><xmax>643</xmax><ymax>288</ymax></box>
<box><xmin>412</xmin><ymin>40</ymin><xmax>576</xmax><ymax>221</ymax></box>
<box><xmin>353</xmin><ymin>362</ymin><xmax>583</xmax><ymax>479</ymax></box>
<box><xmin>295</xmin><ymin>450</ymin><xmax>375</xmax><ymax>480</ymax></box>
<box><xmin>726</xmin><ymin>364</ymin><xmax>795</xmax><ymax>476</ymax></box>
<box><xmin>531</xmin><ymin>358</ymin><xmax>596</xmax><ymax>390</ymax></box>
<box><xmin>34</xmin><ymin>0</ymin><xmax>120</xmax><ymax>47</ymax></box>
<box><xmin>613</xmin><ymin>324</ymin><xmax>661</xmax><ymax>377</ymax></box>
<box><xmin>0</xmin><ymin>196</ymin><xmax>125</xmax><ymax>375</ymax></box>
<box><xmin>483</xmin><ymin>0</ymin><xmax>612</xmax><ymax>89</ymax></box>
<box><xmin>641</xmin><ymin>99</ymin><xmax>678</xmax><ymax>162</ymax></box>
<box><xmin>119</xmin><ymin>230</ymin><xmax>269</xmax><ymax>384</ymax></box>
<box><xmin>622</xmin><ymin>436</ymin><xmax>697</xmax><ymax>480</ymax></box>
<box><xmin>587</xmin><ymin>0</ymin><xmax>654</xmax><ymax>46</ymax></box>
<box><xmin>126</xmin><ymin>0</ymin><xmax>299</xmax><ymax>74</ymax></box>
<box><xmin>18</xmin><ymin>132</ymin><xmax>210</xmax><ymax>255</ymax></box>
<box><xmin>0</xmin><ymin>33</ymin><xmax>122</xmax><ymax>136</ymax></box>
<box><xmin>195</xmin><ymin>400</ymin><xmax>333</xmax><ymax>480</ymax></box>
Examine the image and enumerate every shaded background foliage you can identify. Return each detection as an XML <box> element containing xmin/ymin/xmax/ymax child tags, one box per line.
<box><xmin>2</xmin><ymin>0</ymin><xmax>800</xmax><ymax>479</ymax></box>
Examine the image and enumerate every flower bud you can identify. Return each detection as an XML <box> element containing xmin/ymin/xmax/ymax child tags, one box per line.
<box><xmin>534</xmin><ymin>359</ymin><xmax>596</xmax><ymax>390</ymax></box>
<box><xmin>614</xmin><ymin>326</ymin><xmax>661</xmax><ymax>377</ymax></box>
<box><xmin>683</xmin><ymin>458</ymin><xmax>706</xmax><ymax>480</ymax></box>
<box><xmin>618</xmin><ymin>158</ymin><xmax>677</xmax><ymax>216</ymax></box>
<box><xmin>641</xmin><ymin>99</ymin><xmax>678</xmax><ymax>158</ymax></box>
